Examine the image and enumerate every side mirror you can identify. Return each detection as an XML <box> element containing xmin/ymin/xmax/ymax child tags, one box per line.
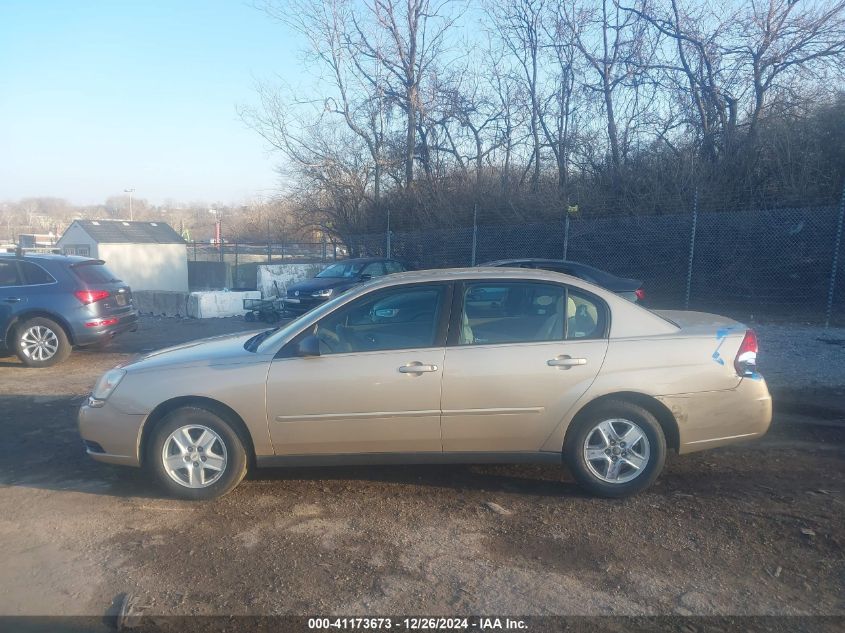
<box><xmin>359</xmin><ymin>273</ymin><xmax>372</xmax><ymax>281</ymax></box>
<box><xmin>295</xmin><ymin>334</ymin><xmax>320</xmax><ymax>357</ymax></box>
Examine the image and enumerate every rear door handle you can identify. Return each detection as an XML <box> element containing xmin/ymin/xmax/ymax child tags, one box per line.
<box><xmin>3</xmin><ymin>297</ymin><xmax>21</xmax><ymax>303</ymax></box>
<box><xmin>547</xmin><ymin>356</ymin><xmax>587</xmax><ymax>368</ymax></box>
<box><xmin>398</xmin><ymin>363</ymin><xmax>439</xmax><ymax>374</ymax></box>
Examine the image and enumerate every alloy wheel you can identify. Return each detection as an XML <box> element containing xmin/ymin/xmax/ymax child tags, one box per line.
<box><xmin>19</xmin><ymin>326</ymin><xmax>59</xmax><ymax>362</ymax></box>
<box><xmin>583</xmin><ymin>418</ymin><xmax>651</xmax><ymax>484</ymax></box>
<box><xmin>161</xmin><ymin>424</ymin><xmax>228</xmax><ymax>488</ymax></box>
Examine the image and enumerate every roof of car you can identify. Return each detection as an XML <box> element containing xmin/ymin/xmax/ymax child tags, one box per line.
<box><xmin>67</xmin><ymin>220</ymin><xmax>184</xmax><ymax>244</ymax></box>
<box><xmin>365</xmin><ymin>266</ymin><xmax>590</xmax><ymax>287</ymax></box>
<box><xmin>483</xmin><ymin>258</ymin><xmax>603</xmax><ymax>271</ymax></box>
<box><xmin>0</xmin><ymin>252</ymin><xmax>97</xmax><ymax>265</ymax></box>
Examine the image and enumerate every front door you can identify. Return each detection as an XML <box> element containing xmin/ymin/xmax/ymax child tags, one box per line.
<box><xmin>265</xmin><ymin>283</ymin><xmax>451</xmax><ymax>456</ymax></box>
<box><xmin>441</xmin><ymin>281</ymin><xmax>608</xmax><ymax>453</ymax></box>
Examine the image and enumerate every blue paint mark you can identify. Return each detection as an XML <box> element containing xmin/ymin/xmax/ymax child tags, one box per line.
<box><xmin>712</xmin><ymin>325</ymin><xmax>741</xmax><ymax>365</ymax></box>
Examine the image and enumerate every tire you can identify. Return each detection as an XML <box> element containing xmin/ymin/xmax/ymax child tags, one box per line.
<box><xmin>14</xmin><ymin>317</ymin><xmax>72</xmax><ymax>367</ymax></box>
<box><xmin>147</xmin><ymin>406</ymin><xmax>248</xmax><ymax>500</ymax></box>
<box><xmin>244</xmin><ymin>311</ymin><xmax>256</xmax><ymax>322</ymax></box>
<box><xmin>564</xmin><ymin>400</ymin><xmax>666</xmax><ymax>498</ymax></box>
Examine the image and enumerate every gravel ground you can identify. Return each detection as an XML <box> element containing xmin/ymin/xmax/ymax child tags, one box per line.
<box><xmin>0</xmin><ymin>315</ymin><xmax>842</xmax><ymax>625</ymax></box>
<box><xmin>756</xmin><ymin>324</ymin><xmax>845</xmax><ymax>392</ymax></box>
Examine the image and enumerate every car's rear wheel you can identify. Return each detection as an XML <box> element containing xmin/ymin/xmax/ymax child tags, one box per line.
<box><xmin>148</xmin><ymin>406</ymin><xmax>248</xmax><ymax>500</ymax></box>
<box><xmin>14</xmin><ymin>317</ymin><xmax>71</xmax><ymax>367</ymax></box>
<box><xmin>564</xmin><ymin>400</ymin><xmax>666</xmax><ymax>498</ymax></box>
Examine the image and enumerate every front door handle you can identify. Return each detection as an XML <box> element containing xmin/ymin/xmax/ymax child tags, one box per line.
<box><xmin>3</xmin><ymin>297</ymin><xmax>21</xmax><ymax>303</ymax></box>
<box><xmin>547</xmin><ymin>356</ymin><xmax>587</xmax><ymax>368</ymax></box>
<box><xmin>398</xmin><ymin>362</ymin><xmax>439</xmax><ymax>374</ymax></box>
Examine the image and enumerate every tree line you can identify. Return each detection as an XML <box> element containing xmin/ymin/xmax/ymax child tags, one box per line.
<box><xmin>241</xmin><ymin>0</ymin><xmax>845</xmax><ymax>242</ymax></box>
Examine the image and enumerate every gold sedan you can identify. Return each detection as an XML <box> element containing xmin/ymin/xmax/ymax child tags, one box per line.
<box><xmin>79</xmin><ymin>268</ymin><xmax>771</xmax><ymax>500</ymax></box>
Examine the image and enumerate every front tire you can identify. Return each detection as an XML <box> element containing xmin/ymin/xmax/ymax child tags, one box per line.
<box><xmin>148</xmin><ymin>406</ymin><xmax>248</xmax><ymax>500</ymax></box>
<box><xmin>14</xmin><ymin>317</ymin><xmax>71</xmax><ymax>367</ymax></box>
<box><xmin>564</xmin><ymin>400</ymin><xmax>666</xmax><ymax>498</ymax></box>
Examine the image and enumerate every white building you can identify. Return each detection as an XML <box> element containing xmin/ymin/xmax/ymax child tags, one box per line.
<box><xmin>57</xmin><ymin>220</ymin><xmax>188</xmax><ymax>292</ymax></box>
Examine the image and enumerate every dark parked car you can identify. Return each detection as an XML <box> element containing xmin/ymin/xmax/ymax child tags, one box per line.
<box><xmin>0</xmin><ymin>253</ymin><xmax>138</xmax><ymax>367</ymax></box>
<box><xmin>283</xmin><ymin>258</ymin><xmax>407</xmax><ymax>314</ymax></box>
<box><xmin>480</xmin><ymin>259</ymin><xmax>645</xmax><ymax>303</ymax></box>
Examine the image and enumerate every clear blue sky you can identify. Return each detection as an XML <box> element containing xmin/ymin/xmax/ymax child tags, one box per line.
<box><xmin>0</xmin><ymin>0</ymin><xmax>302</xmax><ymax>205</ymax></box>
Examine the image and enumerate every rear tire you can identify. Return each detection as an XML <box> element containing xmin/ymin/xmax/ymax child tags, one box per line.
<box><xmin>564</xmin><ymin>400</ymin><xmax>666</xmax><ymax>498</ymax></box>
<box><xmin>14</xmin><ymin>317</ymin><xmax>71</xmax><ymax>367</ymax></box>
<box><xmin>147</xmin><ymin>406</ymin><xmax>248</xmax><ymax>500</ymax></box>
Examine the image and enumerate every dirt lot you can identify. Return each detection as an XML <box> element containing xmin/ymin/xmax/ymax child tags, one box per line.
<box><xmin>0</xmin><ymin>316</ymin><xmax>843</xmax><ymax>623</ymax></box>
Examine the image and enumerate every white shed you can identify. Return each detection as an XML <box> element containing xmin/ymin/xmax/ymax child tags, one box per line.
<box><xmin>57</xmin><ymin>220</ymin><xmax>188</xmax><ymax>292</ymax></box>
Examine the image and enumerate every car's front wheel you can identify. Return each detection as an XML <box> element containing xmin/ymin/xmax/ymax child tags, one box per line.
<box><xmin>148</xmin><ymin>406</ymin><xmax>248</xmax><ymax>500</ymax></box>
<box><xmin>14</xmin><ymin>316</ymin><xmax>72</xmax><ymax>367</ymax></box>
<box><xmin>564</xmin><ymin>400</ymin><xmax>666</xmax><ymax>498</ymax></box>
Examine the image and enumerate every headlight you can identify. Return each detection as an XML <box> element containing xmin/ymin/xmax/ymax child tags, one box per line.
<box><xmin>91</xmin><ymin>368</ymin><xmax>126</xmax><ymax>401</ymax></box>
<box><xmin>312</xmin><ymin>288</ymin><xmax>334</xmax><ymax>298</ymax></box>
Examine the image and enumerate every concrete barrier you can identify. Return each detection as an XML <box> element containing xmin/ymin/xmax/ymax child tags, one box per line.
<box><xmin>257</xmin><ymin>263</ymin><xmax>325</xmax><ymax>298</ymax></box>
<box><xmin>133</xmin><ymin>291</ymin><xmax>191</xmax><ymax>317</ymax></box>
<box><xmin>186</xmin><ymin>290</ymin><xmax>261</xmax><ymax>319</ymax></box>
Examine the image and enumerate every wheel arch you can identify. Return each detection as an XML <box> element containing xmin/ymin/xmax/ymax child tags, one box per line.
<box><xmin>564</xmin><ymin>391</ymin><xmax>680</xmax><ymax>452</ymax></box>
<box><xmin>5</xmin><ymin>311</ymin><xmax>76</xmax><ymax>347</ymax></box>
<box><xmin>138</xmin><ymin>396</ymin><xmax>256</xmax><ymax>469</ymax></box>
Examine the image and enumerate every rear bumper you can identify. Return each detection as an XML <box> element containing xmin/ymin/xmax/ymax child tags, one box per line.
<box><xmin>72</xmin><ymin>310</ymin><xmax>139</xmax><ymax>346</ymax></box>
<box><xmin>657</xmin><ymin>376</ymin><xmax>773</xmax><ymax>454</ymax></box>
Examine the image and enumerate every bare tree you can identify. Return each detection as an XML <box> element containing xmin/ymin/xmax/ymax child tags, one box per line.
<box><xmin>348</xmin><ymin>0</ymin><xmax>464</xmax><ymax>188</ymax></box>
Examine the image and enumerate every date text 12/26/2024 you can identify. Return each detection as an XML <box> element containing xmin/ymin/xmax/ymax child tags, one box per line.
<box><xmin>307</xmin><ymin>618</ymin><xmax>528</xmax><ymax>630</ymax></box>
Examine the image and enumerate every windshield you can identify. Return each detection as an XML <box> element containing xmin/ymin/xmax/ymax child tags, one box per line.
<box><xmin>316</xmin><ymin>262</ymin><xmax>364</xmax><ymax>279</ymax></box>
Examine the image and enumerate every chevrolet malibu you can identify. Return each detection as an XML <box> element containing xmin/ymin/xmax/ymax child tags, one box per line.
<box><xmin>79</xmin><ymin>268</ymin><xmax>771</xmax><ymax>500</ymax></box>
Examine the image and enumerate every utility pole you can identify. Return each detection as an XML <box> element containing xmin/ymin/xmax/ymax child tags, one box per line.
<box><xmin>124</xmin><ymin>188</ymin><xmax>135</xmax><ymax>221</ymax></box>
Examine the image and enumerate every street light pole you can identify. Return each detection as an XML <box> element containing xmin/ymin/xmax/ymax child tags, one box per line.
<box><xmin>124</xmin><ymin>188</ymin><xmax>135</xmax><ymax>221</ymax></box>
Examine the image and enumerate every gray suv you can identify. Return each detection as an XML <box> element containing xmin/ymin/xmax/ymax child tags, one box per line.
<box><xmin>0</xmin><ymin>253</ymin><xmax>139</xmax><ymax>367</ymax></box>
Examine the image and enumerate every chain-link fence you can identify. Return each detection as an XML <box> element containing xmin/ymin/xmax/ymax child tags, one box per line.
<box><xmin>347</xmin><ymin>202</ymin><xmax>845</xmax><ymax>326</ymax></box>
<box><xmin>187</xmin><ymin>240</ymin><xmax>346</xmax><ymax>288</ymax></box>
<box><xmin>186</xmin><ymin>201</ymin><xmax>844</xmax><ymax>325</ymax></box>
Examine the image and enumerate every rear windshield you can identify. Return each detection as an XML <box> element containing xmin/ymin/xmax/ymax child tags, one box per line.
<box><xmin>71</xmin><ymin>262</ymin><xmax>122</xmax><ymax>284</ymax></box>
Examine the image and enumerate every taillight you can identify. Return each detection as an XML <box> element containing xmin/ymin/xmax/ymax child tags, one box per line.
<box><xmin>734</xmin><ymin>329</ymin><xmax>758</xmax><ymax>377</ymax></box>
<box><xmin>75</xmin><ymin>289</ymin><xmax>110</xmax><ymax>304</ymax></box>
<box><xmin>635</xmin><ymin>287</ymin><xmax>646</xmax><ymax>301</ymax></box>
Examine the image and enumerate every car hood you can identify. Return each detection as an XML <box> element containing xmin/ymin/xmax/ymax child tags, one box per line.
<box><xmin>122</xmin><ymin>330</ymin><xmax>268</xmax><ymax>371</ymax></box>
<box><xmin>287</xmin><ymin>277</ymin><xmax>358</xmax><ymax>293</ymax></box>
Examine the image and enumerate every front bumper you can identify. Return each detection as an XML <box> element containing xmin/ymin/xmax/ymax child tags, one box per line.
<box><xmin>77</xmin><ymin>399</ymin><xmax>145</xmax><ymax>467</ymax></box>
<box><xmin>658</xmin><ymin>376</ymin><xmax>773</xmax><ymax>454</ymax></box>
<box><xmin>282</xmin><ymin>296</ymin><xmax>327</xmax><ymax>314</ymax></box>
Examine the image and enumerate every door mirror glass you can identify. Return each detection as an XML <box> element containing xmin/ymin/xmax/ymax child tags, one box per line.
<box><xmin>296</xmin><ymin>334</ymin><xmax>321</xmax><ymax>357</ymax></box>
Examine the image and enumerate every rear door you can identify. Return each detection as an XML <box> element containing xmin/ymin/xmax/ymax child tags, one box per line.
<box><xmin>440</xmin><ymin>280</ymin><xmax>609</xmax><ymax>453</ymax></box>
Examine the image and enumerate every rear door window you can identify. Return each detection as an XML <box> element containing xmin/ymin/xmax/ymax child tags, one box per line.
<box><xmin>362</xmin><ymin>262</ymin><xmax>386</xmax><ymax>277</ymax></box>
<box><xmin>71</xmin><ymin>262</ymin><xmax>122</xmax><ymax>284</ymax></box>
<box><xmin>19</xmin><ymin>261</ymin><xmax>55</xmax><ymax>285</ymax></box>
<box><xmin>566</xmin><ymin>289</ymin><xmax>607</xmax><ymax>340</ymax></box>
<box><xmin>459</xmin><ymin>282</ymin><xmax>567</xmax><ymax>345</ymax></box>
